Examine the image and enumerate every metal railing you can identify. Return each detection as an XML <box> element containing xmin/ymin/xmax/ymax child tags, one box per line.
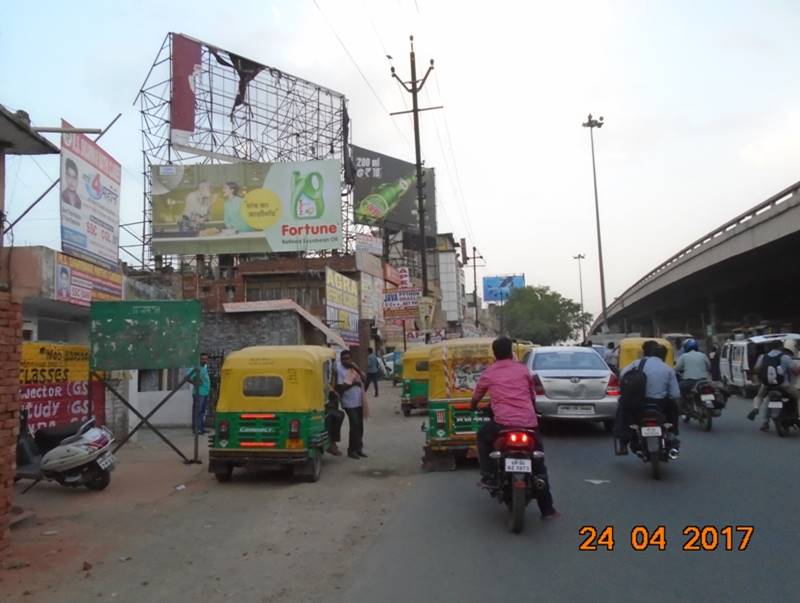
<box><xmin>607</xmin><ymin>178</ymin><xmax>800</xmax><ymax>316</ymax></box>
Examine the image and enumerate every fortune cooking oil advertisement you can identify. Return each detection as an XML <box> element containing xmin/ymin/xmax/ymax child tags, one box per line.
<box><xmin>150</xmin><ymin>160</ymin><xmax>342</xmax><ymax>255</ymax></box>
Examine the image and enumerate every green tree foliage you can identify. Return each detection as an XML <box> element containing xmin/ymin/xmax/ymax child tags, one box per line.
<box><xmin>502</xmin><ymin>286</ymin><xmax>593</xmax><ymax>345</ymax></box>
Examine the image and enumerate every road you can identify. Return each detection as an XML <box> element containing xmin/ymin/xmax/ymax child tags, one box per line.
<box><xmin>339</xmin><ymin>394</ymin><xmax>798</xmax><ymax>602</ymax></box>
<box><xmin>3</xmin><ymin>390</ymin><xmax>798</xmax><ymax>602</ymax></box>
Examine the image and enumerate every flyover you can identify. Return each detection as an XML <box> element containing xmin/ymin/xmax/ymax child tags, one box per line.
<box><xmin>593</xmin><ymin>179</ymin><xmax>800</xmax><ymax>341</ymax></box>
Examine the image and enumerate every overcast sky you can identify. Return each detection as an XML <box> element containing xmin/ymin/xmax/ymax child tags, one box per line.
<box><xmin>3</xmin><ymin>0</ymin><xmax>800</xmax><ymax>317</ymax></box>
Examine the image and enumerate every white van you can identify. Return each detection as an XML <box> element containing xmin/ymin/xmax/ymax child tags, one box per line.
<box><xmin>719</xmin><ymin>333</ymin><xmax>800</xmax><ymax>396</ymax></box>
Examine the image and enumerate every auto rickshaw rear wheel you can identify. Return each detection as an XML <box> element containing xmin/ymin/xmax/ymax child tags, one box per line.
<box><xmin>215</xmin><ymin>464</ymin><xmax>233</xmax><ymax>482</ymax></box>
<box><xmin>299</xmin><ymin>451</ymin><xmax>322</xmax><ymax>483</ymax></box>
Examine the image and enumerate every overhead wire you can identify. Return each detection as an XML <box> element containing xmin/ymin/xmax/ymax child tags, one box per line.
<box><xmin>313</xmin><ymin>0</ymin><xmax>413</xmax><ymax>153</ymax></box>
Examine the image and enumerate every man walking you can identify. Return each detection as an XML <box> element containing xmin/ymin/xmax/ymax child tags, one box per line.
<box><xmin>365</xmin><ymin>347</ymin><xmax>381</xmax><ymax>397</ymax></box>
<box><xmin>188</xmin><ymin>353</ymin><xmax>211</xmax><ymax>434</ymax></box>
<box><xmin>337</xmin><ymin>350</ymin><xmax>369</xmax><ymax>459</ymax></box>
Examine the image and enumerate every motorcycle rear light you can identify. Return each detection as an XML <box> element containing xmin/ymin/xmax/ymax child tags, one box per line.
<box><xmin>532</xmin><ymin>373</ymin><xmax>545</xmax><ymax>396</ymax></box>
<box><xmin>435</xmin><ymin>409</ymin><xmax>446</xmax><ymax>426</ymax></box>
<box><xmin>606</xmin><ymin>373</ymin><xmax>620</xmax><ymax>397</ymax></box>
<box><xmin>506</xmin><ymin>432</ymin><xmax>534</xmax><ymax>449</ymax></box>
<box><xmin>701</xmin><ymin>385</ymin><xmax>714</xmax><ymax>395</ymax></box>
<box><xmin>644</xmin><ymin>420</ymin><xmax>658</xmax><ymax>426</ymax></box>
<box><xmin>86</xmin><ymin>433</ymin><xmax>110</xmax><ymax>449</ymax></box>
<box><xmin>289</xmin><ymin>419</ymin><xmax>301</xmax><ymax>440</ymax></box>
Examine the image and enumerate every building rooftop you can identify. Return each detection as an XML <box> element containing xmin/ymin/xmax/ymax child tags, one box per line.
<box><xmin>0</xmin><ymin>104</ymin><xmax>59</xmax><ymax>155</ymax></box>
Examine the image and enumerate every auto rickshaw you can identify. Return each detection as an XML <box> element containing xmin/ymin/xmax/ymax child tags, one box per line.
<box><xmin>422</xmin><ymin>338</ymin><xmax>529</xmax><ymax>471</ymax></box>
<box><xmin>208</xmin><ymin>345</ymin><xmax>336</xmax><ymax>483</ymax></box>
<box><xmin>617</xmin><ymin>337</ymin><xmax>675</xmax><ymax>369</ymax></box>
<box><xmin>400</xmin><ymin>345</ymin><xmax>431</xmax><ymax>416</ymax></box>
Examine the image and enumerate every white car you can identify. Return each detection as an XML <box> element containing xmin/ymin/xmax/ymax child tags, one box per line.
<box><xmin>524</xmin><ymin>346</ymin><xmax>620</xmax><ymax>431</ymax></box>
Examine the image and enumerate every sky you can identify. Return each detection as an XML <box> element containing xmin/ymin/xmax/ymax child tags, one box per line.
<box><xmin>3</xmin><ymin>0</ymin><xmax>800</xmax><ymax>318</ymax></box>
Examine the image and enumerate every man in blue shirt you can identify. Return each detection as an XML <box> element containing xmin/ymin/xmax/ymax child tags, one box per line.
<box><xmin>188</xmin><ymin>353</ymin><xmax>211</xmax><ymax>434</ymax></box>
<box><xmin>614</xmin><ymin>341</ymin><xmax>681</xmax><ymax>455</ymax></box>
<box><xmin>336</xmin><ymin>350</ymin><xmax>368</xmax><ymax>460</ymax></box>
<box><xmin>365</xmin><ymin>347</ymin><xmax>381</xmax><ymax>397</ymax></box>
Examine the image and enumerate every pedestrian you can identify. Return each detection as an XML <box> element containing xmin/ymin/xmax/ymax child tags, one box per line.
<box><xmin>188</xmin><ymin>353</ymin><xmax>211</xmax><ymax>434</ymax></box>
<box><xmin>325</xmin><ymin>387</ymin><xmax>345</xmax><ymax>457</ymax></box>
<box><xmin>365</xmin><ymin>347</ymin><xmax>381</xmax><ymax>397</ymax></box>
<box><xmin>336</xmin><ymin>350</ymin><xmax>369</xmax><ymax>459</ymax></box>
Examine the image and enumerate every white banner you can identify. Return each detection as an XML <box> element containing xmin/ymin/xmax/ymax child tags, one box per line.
<box><xmin>60</xmin><ymin>120</ymin><xmax>121</xmax><ymax>269</ymax></box>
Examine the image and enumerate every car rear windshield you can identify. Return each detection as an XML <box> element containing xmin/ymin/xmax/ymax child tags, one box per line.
<box><xmin>532</xmin><ymin>351</ymin><xmax>607</xmax><ymax>371</ymax></box>
<box><xmin>243</xmin><ymin>376</ymin><xmax>284</xmax><ymax>397</ymax></box>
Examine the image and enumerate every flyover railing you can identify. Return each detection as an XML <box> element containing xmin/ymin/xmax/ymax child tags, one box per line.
<box><xmin>605</xmin><ymin>178</ymin><xmax>800</xmax><ymax>319</ymax></box>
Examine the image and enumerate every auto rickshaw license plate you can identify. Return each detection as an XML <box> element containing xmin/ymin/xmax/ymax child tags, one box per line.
<box><xmin>505</xmin><ymin>458</ymin><xmax>531</xmax><ymax>473</ymax></box>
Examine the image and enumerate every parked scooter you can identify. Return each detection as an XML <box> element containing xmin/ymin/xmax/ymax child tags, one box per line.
<box><xmin>767</xmin><ymin>390</ymin><xmax>800</xmax><ymax>437</ymax></box>
<box><xmin>679</xmin><ymin>380</ymin><xmax>727</xmax><ymax>432</ymax></box>
<box><xmin>16</xmin><ymin>410</ymin><xmax>116</xmax><ymax>492</ymax></box>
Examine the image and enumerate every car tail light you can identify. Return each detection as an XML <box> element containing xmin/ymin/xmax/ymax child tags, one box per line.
<box><xmin>435</xmin><ymin>409</ymin><xmax>446</xmax><ymax>426</ymax></box>
<box><xmin>532</xmin><ymin>373</ymin><xmax>545</xmax><ymax>396</ymax></box>
<box><xmin>288</xmin><ymin>419</ymin><xmax>301</xmax><ymax>439</ymax></box>
<box><xmin>606</xmin><ymin>373</ymin><xmax>620</xmax><ymax>397</ymax></box>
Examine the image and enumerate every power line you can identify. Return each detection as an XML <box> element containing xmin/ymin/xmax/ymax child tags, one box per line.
<box><xmin>313</xmin><ymin>0</ymin><xmax>412</xmax><ymax>150</ymax></box>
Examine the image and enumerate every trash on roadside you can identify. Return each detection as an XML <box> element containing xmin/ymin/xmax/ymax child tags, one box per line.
<box><xmin>175</xmin><ymin>484</ymin><xmax>186</xmax><ymax>491</ymax></box>
<box><xmin>82</xmin><ymin>561</ymin><xmax>92</xmax><ymax>572</ymax></box>
<box><xmin>118</xmin><ymin>556</ymin><xmax>133</xmax><ymax>563</ymax></box>
<box><xmin>584</xmin><ymin>479</ymin><xmax>611</xmax><ymax>485</ymax></box>
<box><xmin>4</xmin><ymin>560</ymin><xmax>30</xmax><ymax>570</ymax></box>
<box><xmin>42</xmin><ymin>530</ymin><xmax>59</xmax><ymax>536</ymax></box>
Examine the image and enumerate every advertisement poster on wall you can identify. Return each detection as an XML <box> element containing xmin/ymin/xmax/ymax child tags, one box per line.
<box><xmin>482</xmin><ymin>274</ymin><xmax>526</xmax><ymax>302</ymax></box>
<box><xmin>325</xmin><ymin>268</ymin><xmax>360</xmax><ymax>345</ymax></box>
<box><xmin>383</xmin><ymin>287</ymin><xmax>421</xmax><ymax>320</ymax></box>
<box><xmin>59</xmin><ymin>120</ymin><xmax>121</xmax><ymax>270</ymax></box>
<box><xmin>55</xmin><ymin>252</ymin><xmax>123</xmax><ymax>307</ymax></box>
<box><xmin>150</xmin><ymin>160</ymin><xmax>342</xmax><ymax>255</ymax></box>
<box><xmin>359</xmin><ymin>273</ymin><xmax>384</xmax><ymax>324</ymax></box>
<box><xmin>18</xmin><ymin>343</ymin><xmax>105</xmax><ymax>433</ymax></box>
<box><xmin>351</xmin><ymin>145</ymin><xmax>437</xmax><ymax>235</ymax></box>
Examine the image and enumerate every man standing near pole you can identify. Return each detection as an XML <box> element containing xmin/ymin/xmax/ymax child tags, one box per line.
<box><xmin>188</xmin><ymin>353</ymin><xmax>211</xmax><ymax>434</ymax></box>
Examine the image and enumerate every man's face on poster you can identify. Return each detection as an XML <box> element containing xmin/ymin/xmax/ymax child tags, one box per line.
<box><xmin>66</xmin><ymin>166</ymin><xmax>78</xmax><ymax>192</ymax></box>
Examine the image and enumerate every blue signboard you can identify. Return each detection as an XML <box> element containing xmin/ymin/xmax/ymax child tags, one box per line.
<box><xmin>483</xmin><ymin>275</ymin><xmax>525</xmax><ymax>302</ymax></box>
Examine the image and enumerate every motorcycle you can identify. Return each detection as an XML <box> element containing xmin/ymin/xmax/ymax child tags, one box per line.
<box><xmin>16</xmin><ymin>410</ymin><xmax>116</xmax><ymax>492</ymax></box>
<box><xmin>485</xmin><ymin>428</ymin><xmax>549</xmax><ymax>534</ymax></box>
<box><xmin>767</xmin><ymin>390</ymin><xmax>800</xmax><ymax>437</ymax></box>
<box><xmin>628</xmin><ymin>403</ymin><xmax>679</xmax><ymax>480</ymax></box>
<box><xmin>679</xmin><ymin>380</ymin><xmax>726</xmax><ymax>432</ymax></box>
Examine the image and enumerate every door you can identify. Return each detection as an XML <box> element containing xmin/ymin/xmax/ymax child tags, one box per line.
<box><xmin>720</xmin><ymin>344</ymin><xmax>731</xmax><ymax>383</ymax></box>
<box><xmin>731</xmin><ymin>345</ymin><xmax>745</xmax><ymax>387</ymax></box>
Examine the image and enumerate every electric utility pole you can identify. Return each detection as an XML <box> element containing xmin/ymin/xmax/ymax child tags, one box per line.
<box><xmin>390</xmin><ymin>36</ymin><xmax>442</xmax><ymax>298</ymax></box>
<box><xmin>461</xmin><ymin>244</ymin><xmax>485</xmax><ymax>329</ymax></box>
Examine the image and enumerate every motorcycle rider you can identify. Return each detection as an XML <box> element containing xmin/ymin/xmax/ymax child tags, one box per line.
<box><xmin>748</xmin><ymin>338</ymin><xmax>800</xmax><ymax>431</ymax></box>
<box><xmin>675</xmin><ymin>338</ymin><xmax>712</xmax><ymax>400</ymax></box>
<box><xmin>614</xmin><ymin>340</ymin><xmax>681</xmax><ymax>455</ymax></box>
<box><xmin>470</xmin><ymin>336</ymin><xmax>558</xmax><ymax>519</ymax></box>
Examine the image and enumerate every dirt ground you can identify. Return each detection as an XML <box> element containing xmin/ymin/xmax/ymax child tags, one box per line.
<box><xmin>1</xmin><ymin>383</ymin><xmax>426</xmax><ymax>602</ymax></box>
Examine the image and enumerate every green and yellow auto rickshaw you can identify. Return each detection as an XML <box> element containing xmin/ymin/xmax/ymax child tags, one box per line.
<box><xmin>617</xmin><ymin>337</ymin><xmax>675</xmax><ymax>370</ymax></box>
<box><xmin>208</xmin><ymin>345</ymin><xmax>336</xmax><ymax>483</ymax></box>
<box><xmin>400</xmin><ymin>345</ymin><xmax>431</xmax><ymax>417</ymax></box>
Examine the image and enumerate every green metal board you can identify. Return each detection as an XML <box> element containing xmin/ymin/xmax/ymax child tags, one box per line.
<box><xmin>90</xmin><ymin>300</ymin><xmax>201</xmax><ymax>370</ymax></box>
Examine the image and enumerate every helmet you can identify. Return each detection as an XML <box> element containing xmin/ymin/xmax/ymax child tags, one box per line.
<box><xmin>683</xmin><ymin>338</ymin><xmax>698</xmax><ymax>352</ymax></box>
<box><xmin>783</xmin><ymin>338</ymin><xmax>797</xmax><ymax>354</ymax></box>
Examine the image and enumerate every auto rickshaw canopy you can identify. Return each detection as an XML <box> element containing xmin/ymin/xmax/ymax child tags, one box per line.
<box><xmin>218</xmin><ymin>345</ymin><xmax>336</xmax><ymax>412</ymax></box>
<box><xmin>617</xmin><ymin>337</ymin><xmax>675</xmax><ymax>369</ymax></box>
<box><xmin>402</xmin><ymin>345</ymin><xmax>431</xmax><ymax>380</ymax></box>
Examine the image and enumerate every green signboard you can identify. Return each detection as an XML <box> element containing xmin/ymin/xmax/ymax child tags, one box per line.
<box><xmin>90</xmin><ymin>300</ymin><xmax>201</xmax><ymax>370</ymax></box>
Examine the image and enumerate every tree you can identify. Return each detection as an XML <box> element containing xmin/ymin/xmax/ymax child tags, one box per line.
<box><xmin>502</xmin><ymin>286</ymin><xmax>592</xmax><ymax>345</ymax></box>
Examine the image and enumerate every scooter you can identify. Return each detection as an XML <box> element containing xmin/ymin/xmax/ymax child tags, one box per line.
<box><xmin>16</xmin><ymin>409</ymin><xmax>116</xmax><ymax>492</ymax></box>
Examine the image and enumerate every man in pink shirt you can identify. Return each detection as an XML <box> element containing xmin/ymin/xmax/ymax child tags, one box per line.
<box><xmin>471</xmin><ymin>337</ymin><xmax>557</xmax><ymax>517</ymax></box>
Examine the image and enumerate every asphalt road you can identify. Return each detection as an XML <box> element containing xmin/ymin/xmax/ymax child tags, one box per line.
<box><xmin>340</xmin><ymin>395</ymin><xmax>800</xmax><ymax>602</ymax></box>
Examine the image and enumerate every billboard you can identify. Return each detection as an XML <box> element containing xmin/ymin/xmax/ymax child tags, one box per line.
<box><xmin>151</xmin><ymin>160</ymin><xmax>342</xmax><ymax>255</ymax></box>
<box><xmin>60</xmin><ymin>120</ymin><xmax>121</xmax><ymax>270</ymax></box>
<box><xmin>352</xmin><ymin>145</ymin><xmax>436</xmax><ymax>234</ymax></box>
<box><xmin>355</xmin><ymin>233</ymin><xmax>383</xmax><ymax>256</ymax></box>
<box><xmin>18</xmin><ymin>343</ymin><xmax>105</xmax><ymax>433</ymax></box>
<box><xmin>384</xmin><ymin>287</ymin><xmax>421</xmax><ymax>320</ymax></box>
<box><xmin>55</xmin><ymin>252</ymin><xmax>123</xmax><ymax>307</ymax></box>
<box><xmin>326</xmin><ymin>268</ymin><xmax>359</xmax><ymax>345</ymax></box>
<box><xmin>483</xmin><ymin>275</ymin><xmax>526</xmax><ymax>302</ymax></box>
<box><xmin>170</xmin><ymin>34</ymin><xmax>203</xmax><ymax>146</ymax></box>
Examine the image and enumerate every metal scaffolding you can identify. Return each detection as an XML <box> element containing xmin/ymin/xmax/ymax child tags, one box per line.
<box><xmin>125</xmin><ymin>32</ymin><xmax>354</xmax><ymax>270</ymax></box>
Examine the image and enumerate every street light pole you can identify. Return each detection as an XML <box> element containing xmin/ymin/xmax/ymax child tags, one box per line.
<box><xmin>582</xmin><ymin>113</ymin><xmax>608</xmax><ymax>331</ymax></box>
<box><xmin>573</xmin><ymin>253</ymin><xmax>586</xmax><ymax>342</ymax></box>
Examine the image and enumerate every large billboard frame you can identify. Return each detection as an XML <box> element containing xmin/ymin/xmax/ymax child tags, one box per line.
<box><xmin>482</xmin><ymin>275</ymin><xmax>526</xmax><ymax>302</ymax></box>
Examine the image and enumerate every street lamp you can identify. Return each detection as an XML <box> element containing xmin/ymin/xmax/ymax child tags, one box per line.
<box><xmin>582</xmin><ymin>113</ymin><xmax>608</xmax><ymax>332</ymax></box>
<box><xmin>573</xmin><ymin>254</ymin><xmax>586</xmax><ymax>342</ymax></box>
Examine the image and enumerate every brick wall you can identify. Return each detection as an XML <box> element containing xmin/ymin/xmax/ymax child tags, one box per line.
<box><xmin>0</xmin><ymin>291</ymin><xmax>22</xmax><ymax>549</ymax></box>
<box><xmin>200</xmin><ymin>311</ymin><xmax>302</xmax><ymax>354</ymax></box>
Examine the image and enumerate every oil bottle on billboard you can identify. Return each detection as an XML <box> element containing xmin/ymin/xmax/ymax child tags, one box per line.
<box><xmin>355</xmin><ymin>171</ymin><xmax>416</xmax><ymax>224</ymax></box>
<box><xmin>292</xmin><ymin>171</ymin><xmax>325</xmax><ymax>219</ymax></box>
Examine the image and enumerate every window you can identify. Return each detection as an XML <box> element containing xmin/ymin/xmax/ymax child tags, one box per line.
<box><xmin>138</xmin><ymin>369</ymin><xmax>163</xmax><ymax>392</ymax></box>
<box><xmin>732</xmin><ymin>346</ymin><xmax>743</xmax><ymax>363</ymax></box>
<box><xmin>532</xmin><ymin>351</ymin><xmax>607</xmax><ymax>371</ymax></box>
<box><xmin>416</xmin><ymin>361</ymin><xmax>429</xmax><ymax>372</ymax></box>
<box><xmin>721</xmin><ymin>345</ymin><xmax>729</xmax><ymax>360</ymax></box>
<box><xmin>243</xmin><ymin>376</ymin><xmax>284</xmax><ymax>397</ymax></box>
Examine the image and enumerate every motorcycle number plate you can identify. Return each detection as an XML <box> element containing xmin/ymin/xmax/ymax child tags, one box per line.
<box><xmin>640</xmin><ymin>426</ymin><xmax>662</xmax><ymax>437</ymax></box>
<box><xmin>704</xmin><ymin>400</ymin><xmax>715</xmax><ymax>408</ymax></box>
<box><xmin>97</xmin><ymin>453</ymin><xmax>115</xmax><ymax>470</ymax></box>
<box><xmin>768</xmin><ymin>401</ymin><xmax>784</xmax><ymax>409</ymax></box>
<box><xmin>700</xmin><ymin>394</ymin><xmax>715</xmax><ymax>402</ymax></box>
<box><xmin>505</xmin><ymin>458</ymin><xmax>532</xmax><ymax>473</ymax></box>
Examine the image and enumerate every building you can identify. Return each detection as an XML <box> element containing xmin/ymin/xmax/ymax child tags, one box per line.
<box><xmin>436</xmin><ymin>233</ymin><xmax>466</xmax><ymax>333</ymax></box>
